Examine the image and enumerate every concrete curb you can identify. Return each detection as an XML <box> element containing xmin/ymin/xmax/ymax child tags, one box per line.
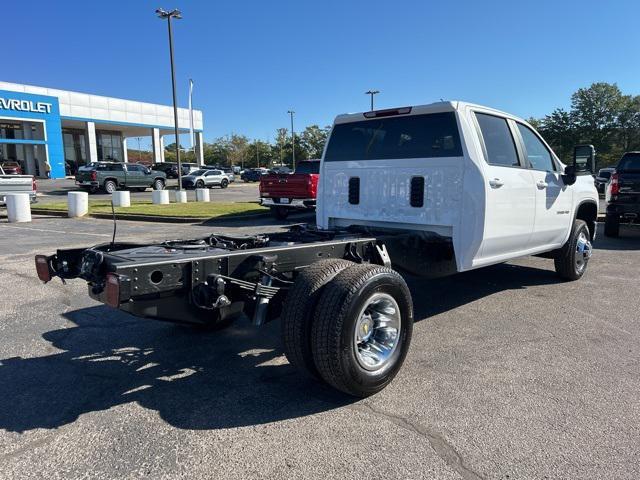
<box><xmin>28</xmin><ymin>208</ymin><xmax>272</xmax><ymax>224</ymax></box>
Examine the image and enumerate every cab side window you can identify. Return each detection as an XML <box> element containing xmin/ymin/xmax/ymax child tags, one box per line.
<box><xmin>516</xmin><ymin>124</ymin><xmax>555</xmax><ymax>172</ymax></box>
<box><xmin>475</xmin><ymin>113</ymin><xmax>520</xmax><ymax>167</ymax></box>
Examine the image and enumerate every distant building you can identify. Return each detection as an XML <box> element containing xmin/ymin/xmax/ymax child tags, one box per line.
<box><xmin>0</xmin><ymin>81</ymin><xmax>204</xmax><ymax>178</ymax></box>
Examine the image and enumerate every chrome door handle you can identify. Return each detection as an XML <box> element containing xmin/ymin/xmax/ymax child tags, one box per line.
<box><xmin>489</xmin><ymin>178</ymin><xmax>504</xmax><ymax>188</ymax></box>
<box><xmin>536</xmin><ymin>181</ymin><xmax>548</xmax><ymax>189</ymax></box>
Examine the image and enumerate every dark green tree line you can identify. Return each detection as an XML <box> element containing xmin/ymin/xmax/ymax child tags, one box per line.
<box><xmin>535</xmin><ymin>82</ymin><xmax>640</xmax><ymax>167</ymax></box>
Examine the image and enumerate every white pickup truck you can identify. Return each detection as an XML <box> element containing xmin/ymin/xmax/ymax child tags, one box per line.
<box><xmin>35</xmin><ymin>101</ymin><xmax>598</xmax><ymax>397</ymax></box>
<box><xmin>0</xmin><ymin>166</ymin><xmax>37</xmax><ymax>205</ymax></box>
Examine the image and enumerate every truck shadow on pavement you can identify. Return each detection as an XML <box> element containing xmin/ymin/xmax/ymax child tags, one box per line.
<box><xmin>0</xmin><ymin>263</ymin><xmax>579</xmax><ymax>433</ymax></box>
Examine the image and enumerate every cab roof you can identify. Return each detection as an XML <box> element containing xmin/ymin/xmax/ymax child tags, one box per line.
<box><xmin>333</xmin><ymin>101</ymin><xmax>525</xmax><ymax>125</ymax></box>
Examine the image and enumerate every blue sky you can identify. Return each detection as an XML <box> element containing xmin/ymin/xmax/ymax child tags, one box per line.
<box><xmin>4</xmin><ymin>0</ymin><xmax>640</xmax><ymax>146</ymax></box>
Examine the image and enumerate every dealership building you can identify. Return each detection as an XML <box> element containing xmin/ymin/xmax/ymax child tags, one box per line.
<box><xmin>0</xmin><ymin>81</ymin><xmax>204</xmax><ymax>179</ymax></box>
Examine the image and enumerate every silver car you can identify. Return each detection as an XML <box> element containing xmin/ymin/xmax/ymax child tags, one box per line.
<box><xmin>182</xmin><ymin>169</ymin><xmax>229</xmax><ymax>189</ymax></box>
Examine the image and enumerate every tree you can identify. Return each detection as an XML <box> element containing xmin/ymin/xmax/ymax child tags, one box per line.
<box><xmin>300</xmin><ymin>125</ymin><xmax>330</xmax><ymax>159</ymax></box>
<box><xmin>570</xmin><ymin>82</ymin><xmax>624</xmax><ymax>164</ymax></box>
<box><xmin>538</xmin><ymin>108</ymin><xmax>576</xmax><ymax>164</ymax></box>
<box><xmin>533</xmin><ymin>82</ymin><xmax>640</xmax><ymax>167</ymax></box>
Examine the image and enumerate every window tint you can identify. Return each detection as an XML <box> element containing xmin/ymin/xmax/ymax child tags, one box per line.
<box><xmin>294</xmin><ymin>161</ymin><xmax>320</xmax><ymax>174</ymax></box>
<box><xmin>598</xmin><ymin>170</ymin><xmax>612</xmax><ymax>179</ymax></box>
<box><xmin>96</xmin><ymin>163</ymin><xmax>123</xmax><ymax>172</ymax></box>
<box><xmin>192</xmin><ymin>169</ymin><xmax>206</xmax><ymax>176</ymax></box>
<box><xmin>516</xmin><ymin>123</ymin><xmax>555</xmax><ymax>171</ymax></box>
<box><xmin>475</xmin><ymin>113</ymin><xmax>519</xmax><ymax>167</ymax></box>
<box><xmin>618</xmin><ymin>153</ymin><xmax>640</xmax><ymax>172</ymax></box>
<box><xmin>324</xmin><ymin>112</ymin><xmax>462</xmax><ymax>162</ymax></box>
<box><xmin>126</xmin><ymin>164</ymin><xmax>143</xmax><ymax>172</ymax></box>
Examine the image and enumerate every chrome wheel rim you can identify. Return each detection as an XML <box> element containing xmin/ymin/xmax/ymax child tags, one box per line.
<box><xmin>575</xmin><ymin>231</ymin><xmax>592</xmax><ymax>273</ymax></box>
<box><xmin>353</xmin><ymin>293</ymin><xmax>401</xmax><ymax>372</ymax></box>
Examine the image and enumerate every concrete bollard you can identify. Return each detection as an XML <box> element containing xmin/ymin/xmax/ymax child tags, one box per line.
<box><xmin>174</xmin><ymin>190</ymin><xmax>188</xmax><ymax>203</ymax></box>
<box><xmin>112</xmin><ymin>190</ymin><xmax>131</xmax><ymax>207</ymax></box>
<box><xmin>195</xmin><ymin>188</ymin><xmax>210</xmax><ymax>202</ymax></box>
<box><xmin>67</xmin><ymin>191</ymin><xmax>89</xmax><ymax>218</ymax></box>
<box><xmin>6</xmin><ymin>194</ymin><xmax>31</xmax><ymax>223</ymax></box>
<box><xmin>152</xmin><ymin>190</ymin><xmax>170</xmax><ymax>205</ymax></box>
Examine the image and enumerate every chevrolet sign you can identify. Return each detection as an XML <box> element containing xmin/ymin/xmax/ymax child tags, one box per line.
<box><xmin>0</xmin><ymin>97</ymin><xmax>52</xmax><ymax>114</ymax></box>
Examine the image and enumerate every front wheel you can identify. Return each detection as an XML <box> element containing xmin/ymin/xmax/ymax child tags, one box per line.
<box><xmin>153</xmin><ymin>179</ymin><xmax>165</xmax><ymax>191</ymax></box>
<box><xmin>311</xmin><ymin>264</ymin><xmax>413</xmax><ymax>397</ymax></box>
<box><xmin>554</xmin><ymin>219</ymin><xmax>592</xmax><ymax>281</ymax></box>
<box><xmin>196</xmin><ymin>180</ymin><xmax>205</xmax><ymax>189</ymax></box>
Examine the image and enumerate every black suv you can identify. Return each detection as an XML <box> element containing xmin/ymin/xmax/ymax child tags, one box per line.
<box><xmin>604</xmin><ymin>152</ymin><xmax>640</xmax><ymax>237</ymax></box>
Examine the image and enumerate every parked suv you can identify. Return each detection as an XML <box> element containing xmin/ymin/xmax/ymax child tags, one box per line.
<box><xmin>182</xmin><ymin>169</ymin><xmax>229</xmax><ymax>189</ymax></box>
<box><xmin>76</xmin><ymin>162</ymin><xmax>166</xmax><ymax>194</ymax></box>
<box><xmin>604</xmin><ymin>152</ymin><xmax>640</xmax><ymax>237</ymax></box>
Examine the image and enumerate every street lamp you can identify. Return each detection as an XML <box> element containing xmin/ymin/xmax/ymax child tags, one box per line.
<box><xmin>365</xmin><ymin>90</ymin><xmax>380</xmax><ymax>111</ymax></box>
<box><xmin>287</xmin><ymin>110</ymin><xmax>295</xmax><ymax>170</ymax></box>
<box><xmin>156</xmin><ymin>7</ymin><xmax>184</xmax><ymax>190</ymax></box>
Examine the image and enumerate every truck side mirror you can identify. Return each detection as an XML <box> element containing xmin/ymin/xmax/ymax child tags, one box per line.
<box><xmin>573</xmin><ymin>144</ymin><xmax>596</xmax><ymax>175</ymax></box>
<box><xmin>562</xmin><ymin>164</ymin><xmax>577</xmax><ymax>185</ymax></box>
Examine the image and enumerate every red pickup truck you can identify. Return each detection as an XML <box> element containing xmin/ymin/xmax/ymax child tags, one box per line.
<box><xmin>259</xmin><ymin>160</ymin><xmax>319</xmax><ymax>219</ymax></box>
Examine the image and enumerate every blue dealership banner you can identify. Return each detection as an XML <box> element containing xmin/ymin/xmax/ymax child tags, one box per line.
<box><xmin>0</xmin><ymin>89</ymin><xmax>64</xmax><ymax>178</ymax></box>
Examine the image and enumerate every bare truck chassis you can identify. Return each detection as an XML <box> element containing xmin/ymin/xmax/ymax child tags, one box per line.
<box><xmin>35</xmin><ymin>225</ymin><xmax>454</xmax><ymax>396</ymax></box>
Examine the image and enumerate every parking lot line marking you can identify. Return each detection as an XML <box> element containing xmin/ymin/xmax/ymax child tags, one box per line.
<box><xmin>0</xmin><ymin>224</ymin><xmax>111</xmax><ymax>237</ymax></box>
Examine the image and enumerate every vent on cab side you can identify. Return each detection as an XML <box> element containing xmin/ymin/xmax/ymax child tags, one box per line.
<box><xmin>348</xmin><ymin>177</ymin><xmax>360</xmax><ymax>205</ymax></box>
<box><xmin>410</xmin><ymin>176</ymin><xmax>425</xmax><ymax>207</ymax></box>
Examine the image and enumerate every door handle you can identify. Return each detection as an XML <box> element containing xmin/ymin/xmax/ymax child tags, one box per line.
<box><xmin>536</xmin><ymin>180</ymin><xmax>548</xmax><ymax>189</ymax></box>
<box><xmin>489</xmin><ymin>178</ymin><xmax>504</xmax><ymax>188</ymax></box>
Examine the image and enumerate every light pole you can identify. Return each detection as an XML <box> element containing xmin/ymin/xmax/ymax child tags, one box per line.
<box><xmin>287</xmin><ymin>110</ymin><xmax>295</xmax><ymax>170</ymax></box>
<box><xmin>365</xmin><ymin>90</ymin><xmax>379</xmax><ymax>111</ymax></box>
<box><xmin>156</xmin><ymin>7</ymin><xmax>184</xmax><ymax>191</ymax></box>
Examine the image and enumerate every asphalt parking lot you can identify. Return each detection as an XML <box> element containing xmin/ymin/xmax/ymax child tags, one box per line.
<box><xmin>1</xmin><ymin>216</ymin><xmax>639</xmax><ymax>479</ymax></box>
<box><xmin>36</xmin><ymin>178</ymin><xmax>260</xmax><ymax>204</ymax></box>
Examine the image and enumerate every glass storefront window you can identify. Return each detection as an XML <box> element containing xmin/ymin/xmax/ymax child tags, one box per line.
<box><xmin>97</xmin><ymin>130</ymin><xmax>123</xmax><ymax>162</ymax></box>
<box><xmin>62</xmin><ymin>129</ymin><xmax>88</xmax><ymax>175</ymax></box>
<box><xmin>0</xmin><ymin>120</ymin><xmax>45</xmax><ymax>141</ymax></box>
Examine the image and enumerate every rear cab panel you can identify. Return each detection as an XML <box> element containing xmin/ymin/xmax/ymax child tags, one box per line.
<box><xmin>317</xmin><ymin>102</ymin><xmax>485</xmax><ymax>271</ymax></box>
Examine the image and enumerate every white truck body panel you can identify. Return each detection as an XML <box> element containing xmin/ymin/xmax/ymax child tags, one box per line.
<box><xmin>317</xmin><ymin>101</ymin><xmax>598</xmax><ymax>273</ymax></box>
<box><xmin>0</xmin><ymin>167</ymin><xmax>37</xmax><ymax>204</ymax></box>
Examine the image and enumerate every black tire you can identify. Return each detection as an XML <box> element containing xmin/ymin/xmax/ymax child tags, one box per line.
<box><xmin>220</xmin><ymin>179</ymin><xmax>229</xmax><ymax>189</ymax></box>
<box><xmin>554</xmin><ymin>219</ymin><xmax>592</xmax><ymax>281</ymax></box>
<box><xmin>272</xmin><ymin>206</ymin><xmax>289</xmax><ymax>220</ymax></box>
<box><xmin>311</xmin><ymin>264</ymin><xmax>413</xmax><ymax>397</ymax></box>
<box><xmin>196</xmin><ymin>180</ymin><xmax>205</xmax><ymax>189</ymax></box>
<box><xmin>604</xmin><ymin>214</ymin><xmax>620</xmax><ymax>237</ymax></box>
<box><xmin>153</xmin><ymin>179</ymin><xmax>165</xmax><ymax>191</ymax></box>
<box><xmin>103</xmin><ymin>179</ymin><xmax>117</xmax><ymax>194</ymax></box>
<box><xmin>281</xmin><ymin>259</ymin><xmax>354</xmax><ymax>378</ymax></box>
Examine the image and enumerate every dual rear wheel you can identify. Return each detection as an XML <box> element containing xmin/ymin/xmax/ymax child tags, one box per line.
<box><xmin>281</xmin><ymin>259</ymin><xmax>413</xmax><ymax>397</ymax></box>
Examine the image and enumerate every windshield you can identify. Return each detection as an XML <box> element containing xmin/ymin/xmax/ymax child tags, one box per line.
<box><xmin>618</xmin><ymin>154</ymin><xmax>640</xmax><ymax>172</ymax></box>
<box><xmin>190</xmin><ymin>169</ymin><xmax>207</xmax><ymax>176</ymax></box>
<box><xmin>324</xmin><ymin>112</ymin><xmax>462</xmax><ymax>162</ymax></box>
<box><xmin>598</xmin><ymin>170</ymin><xmax>612</xmax><ymax>179</ymax></box>
<box><xmin>294</xmin><ymin>162</ymin><xmax>320</xmax><ymax>174</ymax></box>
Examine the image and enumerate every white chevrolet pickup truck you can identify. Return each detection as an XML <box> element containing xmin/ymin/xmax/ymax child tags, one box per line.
<box><xmin>0</xmin><ymin>166</ymin><xmax>37</xmax><ymax>205</ymax></box>
<box><xmin>35</xmin><ymin>101</ymin><xmax>598</xmax><ymax>397</ymax></box>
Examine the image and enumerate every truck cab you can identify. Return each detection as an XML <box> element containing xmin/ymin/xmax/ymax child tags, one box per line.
<box><xmin>317</xmin><ymin>101</ymin><xmax>599</xmax><ymax>273</ymax></box>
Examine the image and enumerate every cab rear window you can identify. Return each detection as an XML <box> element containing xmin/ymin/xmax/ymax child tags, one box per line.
<box><xmin>618</xmin><ymin>153</ymin><xmax>640</xmax><ymax>172</ymax></box>
<box><xmin>294</xmin><ymin>161</ymin><xmax>320</xmax><ymax>174</ymax></box>
<box><xmin>324</xmin><ymin>112</ymin><xmax>462</xmax><ymax>162</ymax></box>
